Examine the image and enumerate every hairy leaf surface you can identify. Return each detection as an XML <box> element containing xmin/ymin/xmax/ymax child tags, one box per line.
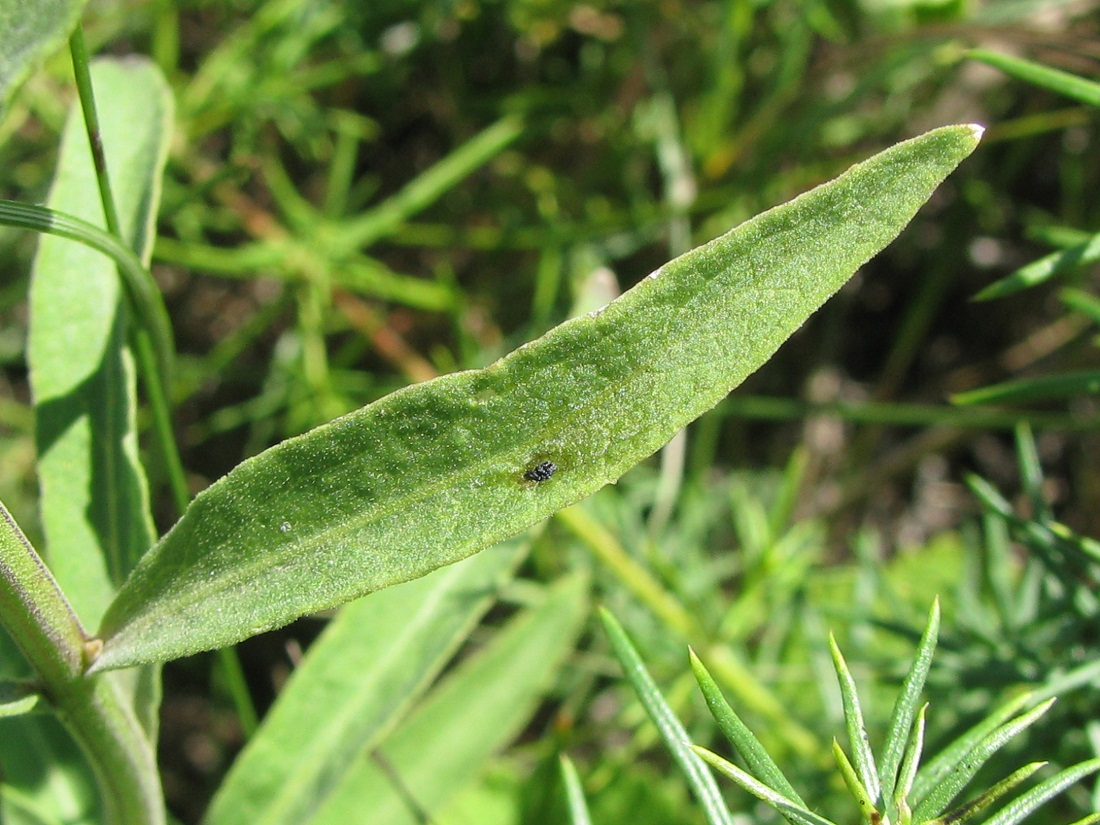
<box><xmin>93</xmin><ymin>124</ymin><xmax>982</xmax><ymax>671</ymax></box>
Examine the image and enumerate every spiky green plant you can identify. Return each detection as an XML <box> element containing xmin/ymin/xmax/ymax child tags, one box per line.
<box><xmin>591</xmin><ymin>603</ymin><xmax>1100</xmax><ymax>825</ymax></box>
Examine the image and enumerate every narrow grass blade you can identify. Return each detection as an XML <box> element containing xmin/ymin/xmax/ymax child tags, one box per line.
<box><xmin>878</xmin><ymin>600</ymin><xmax>939</xmax><ymax>805</ymax></box>
<box><xmin>929</xmin><ymin>762</ymin><xmax>1045</xmax><ymax>825</ymax></box>
<box><xmin>834</xmin><ymin>739</ymin><xmax>880</xmax><ymax>824</ymax></box>
<box><xmin>968</xmin><ymin>49</ymin><xmax>1100</xmax><ymax>108</ymax></box>
<box><xmin>1013</xmin><ymin>424</ymin><xmax>1049</xmax><ymax>522</ymax></box>
<box><xmin>0</xmin><ymin>200</ymin><xmax>174</xmax><ymax>386</ymax></box>
<box><xmin>600</xmin><ymin>609</ymin><xmax>734</xmax><ymax>825</ymax></box>
<box><xmin>973</xmin><ymin>232</ymin><xmax>1100</xmax><ymax>301</ymax></box>
<box><xmin>326</xmin><ymin>115</ymin><xmax>525</xmax><ymax>253</ymax></box>
<box><xmin>690</xmin><ymin>648</ymin><xmax>806</xmax><ymax>806</ymax></box>
<box><xmin>28</xmin><ymin>57</ymin><xmax>172</xmax><ymax>629</ymax></box>
<box><xmin>829</xmin><ymin>633</ymin><xmax>881</xmax><ymax>804</ymax></box>
<box><xmin>894</xmin><ymin>703</ymin><xmax>927</xmax><ymax>815</ymax></box>
<box><xmin>980</xmin><ymin>759</ymin><xmax>1100</xmax><ymax>825</ymax></box>
<box><xmin>1060</xmin><ymin>287</ymin><xmax>1100</xmax><ymax>324</ymax></box>
<box><xmin>0</xmin><ymin>0</ymin><xmax>86</xmax><ymax>119</ymax></box>
<box><xmin>305</xmin><ymin>574</ymin><xmax>589</xmax><ymax>825</ymax></box>
<box><xmin>967</xmin><ymin>475</ymin><xmax>1100</xmax><ymax>571</ymax></box>
<box><xmin>94</xmin><ymin>124</ymin><xmax>982</xmax><ymax>671</ymax></box>
<box><xmin>203</xmin><ymin>541</ymin><xmax>526</xmax><ymax>825</ymax></box>
<box><xmin>952</xmin><ymin>371</ymin><xmax>1100</xmax><ymax>407</ymax></box>
<box><xmin>693</xmin><ymin>746</ymin><xmax>838</xmax><ymax>825</ymax></box>
<box><xmin>911</xmin><ymin>699</ymin><xmax>1055</xmax><ymax>821</ymax></box>
<box><xmin>768</xmin><ymin>447</ymin><xmax>809</xmax><ymax>539</ymax></box>
<box><xmin>559</xmin><ymin>754</ymin><xmax>594</xmax><ymax>825</ymax></box>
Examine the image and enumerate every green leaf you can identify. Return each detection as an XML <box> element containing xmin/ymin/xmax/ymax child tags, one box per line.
<box><xmin>829</xmin><ymin>633</ymin><xmax>881</xmax><ymax>804</ymax></box>
<box><xmin>559</xmin><ymin>754</ymin><xmax>594</xmax><ymax>825</ymax></box>
<box><xmin>0</xmin><ymin>0</ymin><xmax>86</xmax><ymax>123</ymax></box>
<box><xmin>968</xmin><ymin>49</ymin><xmax>1100</xmax><ymax>108</ymax></box>
<box><xmin>28</xmin><ymin>57</ymin><xmax>173</xmax><ymax>629</ymax></box>
<box><xmin>600</xmin><ymin>609</ymin><xmax>734</xmax><ymax>825</ymax></box>
<box><xmin>951</xmin><ymin>371</ymin><xmax>1100</xmax><ymax>407</ymax></box>
<box><xmin>1013</xmin><ymin>423</ymin><xmax>1049</xmax><ymax>522</ymax></box>
<box><xmin>693</xmin><ymin>746</ymin><xmax>839</xmax><ymax>825</ymax></box>
<box><xmin>911</xmin><ymin>698</ymin><xmax>1055</xmax><ymax>821</ymax></box>
<box><xmin>926</xmin><ymin>762</ymin><xmax>1045</xmax><ymax>825</ymax></box>
<box><xmin>979</xmin><ymin>758</ymin><xmax>1100</xmax><ymax>825</ymax></box>
<box><xmin>93</xmin><ymin>124</ymin><xmax>982</xmax><ymax>671</ymax></box>
<box><xmin>833</xmin><ymin>738</ymin><xmax>879</xmax><ymax>824</ymax></box>
<box><xmin>894</xmin><ymin>703</ymin><xmax>926</xmax><ymax>820</ymax></box>
<box><xmin>690</xmin><ymin>648</ymin><xmax>806</xmax><ymax>807</ymax></box>
<box><xmin>878</xmin><ymin>600</ymin><xmax>939</xmax><ymax>805</ymax></box>
<box><xmin>305</xmin><ymin>574</ymin><xmax>588</xmax><ymax>825</ymax></box>
<box><xmin>1060</xmin><ymin>287</ymin><xmax>1100</xmax><ymax>325</ymax></box>
<box><xmin>203</xmin><ymin>540</ymin><xmax>527</xmax><ymax>825</ymax></box>
<box><xmin>972</xmin><ymin>232</ymin><xmax>1100</xmax><ymax>301</ymax></box>
<box><xmin>909</xmin><ymin>692</ymin><xmax>1030</xmax><ymax>804</ymax></box>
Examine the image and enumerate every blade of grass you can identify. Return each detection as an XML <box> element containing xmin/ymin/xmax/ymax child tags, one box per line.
<box><xmin>893</xmin><ymin>702</ymin><xmax>927</xmax><ymax>822</ymax></box>
<box><xmin>829</xmin><ymin>633</ymin><xmax>881</xmax><ymax>804</ymax></box>
<box><xmin>558</xmin><ymin>504</ymin><xmax>699</xmax><ymax>639</ymax></box>
<box><xmin>980</xmin><ymin>759</ymin><xmax>1100</xmax><ymax>825</ymax></box>
<box><xmin>0</xmin><ymin>200</ymin><xmax>173</xmax><ymax>399</ymax></box>
<box><xmin>972</xmin><ymin>232</ymin><xmax>1100</xmax><ymax>301</ymax></box>
<box><xmin>833</xmin><ymin>739</ymin><xmax>880</xmax><ymax>824</ymax></box>
<box><xmin>692</xmin><ymin>746</ymin><xmax>838</xmax><ymax>825</ymax></box>
<box><xmin>951</xmin><ymin>371</ymin><xmax>1100</xmax><ymax>407</ymax></box>
<box><xmin>1060</xmin><ymin>287</ymin><xmax>1100</xmax><ymax>324</ymax></box>
<box><xmin>878</xmin><ymin>600</ymin><xmax>939</xmax><ymax>805</ymax></box>
<box><xmin>559</xmin><ymin>754</ymin><xmax>594</xmax><ymax>825</ymax></box>
<box><xmin>719</xmin><ymin>394</ymin><xmax>1100</xmax><ymax>432</ymax></box>
<box><xmin>600</xmin><ymin>608</ymin><xmax>735</xmax><ymax>825</ymax></box>
<box><xmin>928</xmin><ymin>762</ymin><xmax>1045</xmax><ymax>825</ymax></box>
<box><xmin>911</xmin><ymin>699</ymin><xmax>1056</xmax><ymax>821</ymax></box>
<box><xmin>323</xmin><ymin>116</ymin><xmax>524</xmax><ymax>254</ymax></box>
<box><xmin>968</xmin><ymin>49</ymin><xmax>1100</xmax><ymax>108</ymax></box>
<box><xmin>1013</xmin><ymin>423</ymin><xmax>1049</xmax><ymax>522</ymax></box>
<box><xmin>689</xmin><ymin>648</ymin><xmax>806</xmax><ymax>806</ymax></box>
<box><xmin>909</xmin><ymin>694</ymin><xmax>1032</xmax><ymax>802</ymax></box>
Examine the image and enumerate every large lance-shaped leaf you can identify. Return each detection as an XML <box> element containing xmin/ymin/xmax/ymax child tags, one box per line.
<box><xmin>92</xmin><ymin>124</ymin><xmax>982</xmax><ymax>671</ymax></box>
<box><xmin>29</xmin><ymin>57</ymin><xmax>171</xmax><ymax>629</ymax></box>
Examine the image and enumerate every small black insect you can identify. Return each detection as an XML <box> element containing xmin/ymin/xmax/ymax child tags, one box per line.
<box><xmin>523</xmin><ymin>460</ymin><xmax>557</xmax><ymax>483</ymax></box>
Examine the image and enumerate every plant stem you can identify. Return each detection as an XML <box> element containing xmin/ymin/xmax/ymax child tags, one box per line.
<box><xmin>69</xmin><ymin>28</ymin><xmax>123</xmax><ymax>238</ymax></box>
<box><xmin>69</xmin><ymin>26</ymin><xmax>190</xmax><ymax>510</ymax></box>
<box><xmin>0</xmin><ymin>502</ymin><xmax>163</xmax><ymax>824</ymax></box>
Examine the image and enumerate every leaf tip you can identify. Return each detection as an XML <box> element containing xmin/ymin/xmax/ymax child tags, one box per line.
<box><xmin>965</xmin><ymin>123</ymin><xmax>986</xmax><ymax>142</ymax></box>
